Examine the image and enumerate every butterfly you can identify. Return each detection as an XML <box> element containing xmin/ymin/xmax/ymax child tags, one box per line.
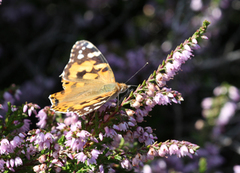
<box><xmin>49</xmin><ymin>40</ymin><xmax>129</xmax><ymax>116</ymax></box>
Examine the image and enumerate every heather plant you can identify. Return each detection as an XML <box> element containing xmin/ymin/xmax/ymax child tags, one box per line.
<box><xmin>0</xmin><ymin>21</ymin><xmax>210</xmax><ymax>172</ymax></box>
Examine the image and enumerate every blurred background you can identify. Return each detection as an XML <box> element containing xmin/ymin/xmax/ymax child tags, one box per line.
<box><xmin>1</xmin><ymin>0</ymin><xmax>240</xmax><ymax>172</ymax></box>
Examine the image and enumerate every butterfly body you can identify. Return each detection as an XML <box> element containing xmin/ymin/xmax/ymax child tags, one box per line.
<box><xmin>49</xmin><ymin>40</ymin><xmax>128</xmax><ymax>116</ymax></box>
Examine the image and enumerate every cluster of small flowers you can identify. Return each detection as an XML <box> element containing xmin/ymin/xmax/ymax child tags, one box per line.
<box><xmin>23</xmin><ymin>103</ymin><xmax>40</xmax><ymax>116</ymax></box>
<box><xmin>201</xmin><ymin>84</ymin><xmax>240</xmax><ymax>138</ymax></box>
<box><xmin>0</xmin><ymin>134</ymin><xmax>25</xmax><ymax>172</ymax></box>
<box><xmin>120</xmin><ymin>140</ymin><xmax>199</xmax><ymax>171</ymax></box>
<box><xmin>26</xmin><ymin>109</ymin><xmax>198</xmax><ymax>172</ymax></box>
<box><xmin>27</xmin><ymin>129</ymin><xmax>63</xmax><ymax>172</ymax></box>
<box><xmin>0</xmin><ymin>99</ymin><xmax>41</xmax><ymax>172</ymax></box>
<box><xmin>121</xmin><ymin>33</ymin><xmax>209</xmax><ymax>127</ymax></box>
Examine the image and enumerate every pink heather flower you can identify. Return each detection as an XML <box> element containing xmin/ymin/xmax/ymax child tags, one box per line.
<box><xmin>192</xmin><ymin>38</ymin><xmax>197</xmax><ymax>44</ymax></box>
<box><xmin>126</xmin><ymin>109</ymin><xmax>135</xmax><ymax>116</ymax></box>
<box><xmin>132</xmin><ymin>153</ymin><xmax>142</xmax><ymax>167</ymax></box>
<box><xmin>33</xmin><ymin>165</ymin><xmax>41</xmax><ymax>172</ymax></box>
<box><xmin>145</xmin><ymin>127</ymin><xmax>153</xmax><ymax>134</ymax></box>
<box><xmin>56</xmin><ymin>123</ymin><xmax>67</xmax><ymax>130</ymax></box>
<box><xmin>144</xmin><ymin>133</ymin><xmax>156</xmax><ymax>146</ymax></box>
<box><xmin>10</xmin><ymin>159</ymin><xmax>14</xmax><ymax>167</ymax></box>
<box><xmin>55</xmin><ymin>167</ymin><xmax>62</xmax><ymax>173</ymax></box>
<box><xmin>181</xmin><ymin>49</ymin><xmax>192</xmax><ymax>61</ymax></box>
<box><xmin>10</xmin><ymin>136</ymin><xmax>22</xmax><ymax>148</ymax></box>
<box><xmin>191</xmin><ymin>43</ymin><xmax>200</xmax><ymax>50</ymax></box>
<box><xmin>99</xmin><ymin>133</ymin><xmax>103</xmax><ymax>141</ymax></box>
<box><xmin>18</xmin><ymin>119</ymin><xmax>31</xmax><ymax>132</ymax></box>
<box><xmin>179</xmin><ymin>145</ymin><xmax>192</xmax><ymax>158</ymax></box>
<box><xmin>234</xmin><ymin>165</ymin><xmax>240</xmax><ymax>173</ymax></box>
<box><xmin>76</xmin><ymin>152</ymin><xmax>87</xmax><ymax>163</ymax></box>
<box><xmin>0</xmin><ymin>159</ymin><xmax>5</xmax><ymax>171</ymax></box>
<box><xmin>64</xmin><ymin>113</ymin><xmax>78</xmax><ymax>125</ymax></box>
<box><xmin>156</xmin><ymin>75</ymin><xmax>167</xmax><ymax>87</ymax></box>
<box><xmin>154</xmin><ymin>93</ymin><xmax>170</xmax><ymax>105</ymax></box>
<box><xmin>132</xmin><ymin>101</ymin><xmax>140</xmax><ymax>109</ymax></box>
<box><xmin>147</xmin><ymin>147</ymin><xmax>157</xmax><ymax>160</ymax></box>
<box><xmin>124</xmin><ymin>131</ymin><xmax>134</xmax><ymax>143</ymax></box>
<box><xmin>36</xmin><ymin>109</ymin><xmax>47</xmax><ymax>128</ymax></box>
<box><xmin>173</xmin><ymin>51</ymin><xmax>182</xmax><ymax>60</ymax></box>
<box><xmin>91</xmin><ymin>149</ymin><xmax>101</xmax><ymax>159</ymax></box>
<box><xmin>40</xmin><ymin>163</ymin><xmax>47</xmax><ymax>171</ymax></box>
<box><xmin>23</xmin><ymin>104</ymin><xmax>28</xmax><ymax>112</ymax></box>
<box><xmin>38</xmin><ymin>155</ymin><xmax>47</xmax><ymax>163</ymax></box>
<box><xmin>136</xmin><ymin>126</ymin><xmax>144</xmax><ymax>134</ymax></box>
<box><xmin>135</xmin><ymin>109</ymin><xmax>147</xmax><ymax>118</ymax></box>
<box><xmin>87</xmin><ymin>149</ymin><xmax>101</xmax><ymax>165</ymax></box>
<box><xmin>169</xmin><ymin>144</ymin><xmax>180</xmax><ymax>156</ymax></box>
<box><xmin>77</xmin><ymin>130</ymin><xmax>90</xmax><ymax>138</ymax></box>
<box><xmin>146</xmin><ymin>98</ymin><xmax>155</xmax><ymax>107</ymax></box>
<box><xmin>136</xmin><ymin>94</ymin><xmax>144</xmax><ymax>102</ymax></box>
<box><xmin>135</xmin><ymin>114</ymin><xmax>144</xmax><ymax>123</ymax></box>
<box><xmin>128</xmin><ymin>116</ymin><xmax>137</xmax><ymax>125</ymax></box>
<box><xmin>229</xmin><ymin>86</ymin><xmax>240</xmax><ymax>101</ymax></box>
<box><xmin>184</xmin><ymin>44</ymin><xmax>191</xmax><ymax>51</ymax></box>
<box><xmin>99</xmin><ymin>165</ymin><xmax>104</xmax><ymax>173</ymax></box>
<box><xmin>26</xmin><ymin>144</ymin><xmax>37</xmax><ymax>160</ymax></box>
<box><xmin>54</xmin><ymin>143</ymin><xmax>60</xmax><ymax>151</ymax></box>
<box><xmin>201</xmin><ymin>35</ymin><xmax>208</xmax><ymax>39</ymax></box>
<box><xmin>52</xmin><ymin>151</ymin><xmax>59</xmax><ymax>159</ymax></box>
<box><xmin>34</xmin><ymin>132</ymin><xmax>45</xmax><ymax>151</ymax></box>
<box><xmin>104</xmin><ymin>127</ymin><xmax>117</xmax><ymax>138</ymax></box>
<box><xmin>165</xmin><ymin>62</ymin><xmax>176</xmax><ymax>78</ymax></box>
<box><xmin>71</xmin><ymin>121</ymin><xmax>82</xmax><ymax>131</ymax></box>
<box><xmin>111</xmin><ymin>134</ymin><xmax>122</xmax><ymax>148</ymax></box>
<box><xmin>158</xmin><ymin>144</ymin><xmax>169</xmax><ymax>157</ymax></box>
<box><xmin>118</xmin><ymin>122</ymin><xmax>128</xmax><ymax>131</ymax></box>
<box><xmin>121</xmin><ymin>159</ymin><xmax>132</xmax><ymax>170</ymax></box>
<box><xmin>146</xmin><ymin>83</ymin><xmax>156</xmax><ymax>97</ymax></box>
<box><xmin>128</xmin><ymin>121</ymin><xmax>135</xmax><ymax>127</ymax></box>
<box><xmin>172</xmin><ymin>59</ymin><xmax>182</xmax><ymax>70</ymax></box>
<box><xmin>0</xmin><ymin>139</ymin><xmax>13</xmax><ymax>154</ymax></box>
<box><xmin>113</xmin><ymin>124</ymin><xmax>120</xmax><ymax>131</ymax></box>
<box><xmin>67</xmin><ymin>138</ymin><xmax>83</xmax><ymax>152</ymax></box>
<box><xmin>201</xmin><ymin>97</ymin><xmax>213</xmax><ymax>109</ymax></box>
<box><xmin>217</xmin><ymin>102</ymin><xmax>236</xmax><ymax>126</ymax></box>
<box><xmin>44</xmin><ymin>133</ymin><xmax>53</xmax><ymax>149</ymax></box>
<box><xmin>28</xmin><ymin>106</ymin><xmax>34</xmax><ymax>116</ymax></box>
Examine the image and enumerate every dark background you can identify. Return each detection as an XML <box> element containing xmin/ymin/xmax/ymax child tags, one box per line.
<box><xmin>1</xmin><ymin>0</ymin><xmax>240</xmax><ymax>172</ymax></box>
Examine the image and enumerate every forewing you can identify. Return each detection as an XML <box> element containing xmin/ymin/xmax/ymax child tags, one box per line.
<box><xmin>61</xmin><ymin>40</ymin><xmax>116</xmax><ymax>84</ymax></box>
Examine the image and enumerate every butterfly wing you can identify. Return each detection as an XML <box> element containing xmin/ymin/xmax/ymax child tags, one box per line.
<box><xmin>61</xmin><ymin>40</ymin><xmax>116</xmax><ymax>83</ymax></box>
<box><xmin>49</xmin><ymin>40</ymin><xmax>122</xmax><ymax>116</ymax></box>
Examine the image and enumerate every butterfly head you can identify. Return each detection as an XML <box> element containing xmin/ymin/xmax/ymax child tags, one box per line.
<box><xmin>118</xmin><ymin>83</ymin><xmax>130</xmax><ymax>93</ymax></box>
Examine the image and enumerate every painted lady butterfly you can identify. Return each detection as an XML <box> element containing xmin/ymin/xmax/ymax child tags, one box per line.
<box><xmin>49</xmin><ymin>40</ymin><xmax>128</xmax><ymax>116</ymax></box>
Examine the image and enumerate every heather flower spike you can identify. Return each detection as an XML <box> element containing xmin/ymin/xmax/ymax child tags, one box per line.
<box><xmin>0</xmin><ymin>20</ymin><xmax>210</xmax><ymax>172</ymax></box>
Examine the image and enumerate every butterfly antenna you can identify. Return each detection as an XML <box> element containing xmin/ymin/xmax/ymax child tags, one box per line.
<box><xmin>125</xmin><ymin>62</ymin><xmax>149</xmax><ymax>84</ymax></box>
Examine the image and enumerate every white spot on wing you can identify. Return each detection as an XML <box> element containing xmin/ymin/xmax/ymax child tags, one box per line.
<box><xmin>84</xmin><ymin>107</ymin><xmax>90</xmax><ymax>111</ymax></box>
<box><xmin>94</xmin><ymin>106</ymin><xmax>101</xmax><ymax>110</ymax></box>
<box><xmin>87</xmin><ymin>51</ymin><xmax>101</xmax><ymax>58</ymax></box>
<box><xmin>88</xmin><ymin>53</ymin><xmax>94</xmax><ymax>58</ymax></box>
<box><xmin>78</xmin><ymin>50</ymin><xmax>82</xmax><ymax>54</ymax></box>
<box><xmin>86</xmin><ymin>43</ymin><xmax>93</xmax><ymax>49</ymax></box>
<box><xmin>93</xmin><ymin>100</ymin><xmax>106</xmax><ymax>106</ymax></box>
<box><xmin>82</xmin><ymin>47</ymin><xmax>86</xmax><ymax>50</ymax></box>
<box><xmin>78</xmin><ymin>54</ymin><xmax>84</xmax><ymax>59</ymax></box>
